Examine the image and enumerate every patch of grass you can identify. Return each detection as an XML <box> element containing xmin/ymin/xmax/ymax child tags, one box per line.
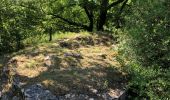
<box><xmin>23</xmin><ymin>31</ymin><xmax>91</xmax><ymax>46</ymax></box>
<box><xmin>25</xmin><ymin>60</ymin><xmax>38</xmax><ymax>68</ymax></box>
<box><xmin>53</xmin><ymin>31</ymin><xmax>91</xmax><ymax>40</ymax></box>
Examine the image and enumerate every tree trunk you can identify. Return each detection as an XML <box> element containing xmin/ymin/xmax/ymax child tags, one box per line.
<box><xmin>96</xmin><ymin>0</ymin><xmax>125</xmax><ymax>30</ymax></box>
<box><xmin>97</xmin><ymin>0</ymin><xmax>109</xmax><ymax>31</ymax></box>
<box><xmin>87</xmin><ymin>17</ymin><xmax>93</xmax><ymax>32</ymax></box>
<box><xmin>97</xmin><ymin>11</ymin><xmax>107</xmax><ymax>31</ymax></box>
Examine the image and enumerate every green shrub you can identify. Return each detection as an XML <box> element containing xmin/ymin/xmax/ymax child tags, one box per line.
<box><xmin>119</xmin><ymin>0</ymin><xmax>170</xmax><ymax>68</ymax></box>
<box><xmin>0</xmin><ymin>0</ymin><xmax>44</xmax><ymax>53</ymax></box>
<box><xmin>125</xmin><ymin>64</ymin><xmax>170</xmax><ymax>99</ymax></box>
<box><xmin>118</xmin><ymin>0</ymin><xmax>170</xmax><ymax>99</ymax></box>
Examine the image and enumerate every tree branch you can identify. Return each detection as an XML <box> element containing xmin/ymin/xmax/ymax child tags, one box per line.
<box><xmin>107</xmin><ymin>0</ymin><xmax>125</xmax><ymax>10</ymax></box>
<box><xmin>83</xmin><ymin>6</ymin><xmax>92</xmax><ymax>21</ymax></box>
<box><xmin>51</xmin><ymin>14</ymin><xmax>89</xmax><ymax>30</ymax></box>
<box><xmin>118</xmin><ymin>0</ymin><xmax>128</xmax><ymax>15</ymax></box>
<box><xmin>82</xmin><ymin>5</ymin><xmax>94</xmax><ymax>31</ymax></box>
<box><xmin>82</xmin><ymin>5</ymin><xmax>94</xmax><ymax>22</ymax></box>
<box><xmin>115</xmin><ymin>0</ymin><xmax>128</xmax><ymax>28</ymax></box>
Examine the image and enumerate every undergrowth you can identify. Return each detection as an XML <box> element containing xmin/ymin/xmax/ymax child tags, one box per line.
<box><xmin>124</xmin><ymin>63</ymin><xmax>170</xmax><ymax>99</ymax></box>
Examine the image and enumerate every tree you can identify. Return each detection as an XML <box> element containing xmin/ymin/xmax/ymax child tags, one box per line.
<box><xmin>43</xmin><ymin>0</ymin><xmax>129</xmax><ymax>31</ymax></box>
<box><xmin>97</xmin><ymin>0</ymin><xmax>127</xmax><ymax>30</ymax></box>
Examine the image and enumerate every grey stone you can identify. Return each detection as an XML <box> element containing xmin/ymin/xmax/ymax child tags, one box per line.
<box><xmin>64</xmin><ymin>52</ymin><xmax>83</xmax><ymax>59</ymax></box>
<box><xmin>0</xmin><ymin>91</ymin><xmax>2</xmax><ymax>98</ymax></box>
<box><xmin>90</xmin><ymin>88</ymin><xmax>98</xmax><ymax>94</ymax></box>
<box><xmin>89</xmin><ymin>98</ymin><xmax>94</xmax><ymax>100</ymax></box>
<box><xmin>24</xmin><ymin>84</ymin><xmax>58</xmax><ymax>100</ymax></box>
<box><xmin>1</xmin><ymin>94</ymin><xmax>10</xmax><ymax>100</ymax></box>
<box><xmin>12</xmin><ymin>96</ymin><xmax>20</xmax><ymax>100</ymax></box>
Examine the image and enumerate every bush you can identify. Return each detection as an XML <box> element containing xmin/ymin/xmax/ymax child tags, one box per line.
<box><xmin>0</xmin><ymin>0</ymin><xmax>44</xmax><ymax>53</ymax></box>
<box><xmin>118</xmin><ymin>0</ymin><xmax>170</xmax><ymax>99</ymax></box>
<box><xmin>119</xmin><ymin>0</ymin><xmax>170</xmax><ymax>68</ymax></box>
<box><xmin>125</xmin><ymin>64</ymin><xmax>170</xmax><ymax>99</ymax></box>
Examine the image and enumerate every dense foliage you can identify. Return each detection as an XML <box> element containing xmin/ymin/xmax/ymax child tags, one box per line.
<box><xmin>118</xmin><ymin>0</ymin><xmax>170</xmax><ymax>99</ymax></box>
<box><xmin>121</xmin><ymin>0</ymin><xmax>170</xmax><ymax>68</ymax></box>
<box><xmin>0</xmin><ymin>0</ymin><xmax>44</xmax><ymax>53</ymax></box>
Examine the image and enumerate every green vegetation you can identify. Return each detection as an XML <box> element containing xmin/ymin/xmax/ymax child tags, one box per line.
<box><xmin>118</xmin><ymin>0</ymin><xmax>170</xmax><ymax>99</ymax></box>
<box><xmin>0</xmin><ymin>0</ymin><xmax>169</xmax><ymax>99</ymax></box>
<box><xmin>23</xmin><ymin>31</ymin><xmax>91</xmax><ymax>46</ymax></box>
<box><xmin>125</xmin><ymin>64</ymin><xmax>170</xmax><ymax>99</ymax></box>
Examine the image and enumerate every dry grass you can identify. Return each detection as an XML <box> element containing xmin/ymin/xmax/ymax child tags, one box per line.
<box><xmin>8</xmin><ymin>33</ymin><xmax>127</xmax><ymax>96</ymax></box>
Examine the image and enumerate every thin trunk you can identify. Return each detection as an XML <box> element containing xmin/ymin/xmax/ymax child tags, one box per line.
<box><xmin>49</xmin><ymin>27</ymin><xmax>52</xmax><ymax>41</ymax></box>
<box><xmin>15</xmin><ymin>32</ymin><xmax>22</xmax><ymax>51</ymax></box>
<box><xmin>0</xmin><ymin>16</ymin><xmax>3</xmax><ymax>33</ymax></box>
<box><xmin>16</xmin><ymin>35</ymin><xmax>21</xmax><ymax>50</ymax></box>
